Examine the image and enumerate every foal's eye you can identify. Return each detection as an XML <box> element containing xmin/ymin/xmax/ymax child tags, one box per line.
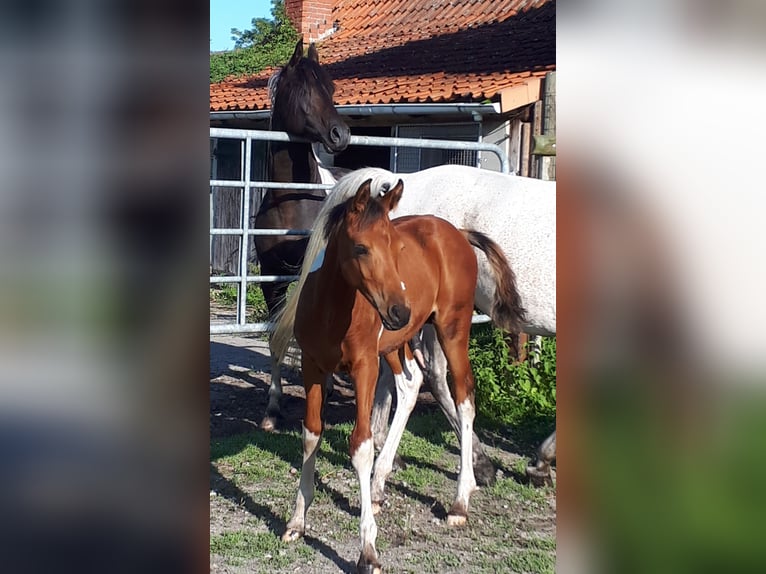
<box><xmin>353</xmin><ymin>244</ymin><xmax>368</xmax><ymax>257</ymax></box>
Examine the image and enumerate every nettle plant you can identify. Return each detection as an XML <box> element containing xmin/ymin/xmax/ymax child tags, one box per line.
<box><xmin>469</xmin><ymin>324</ymin><xmax>556</xmax><ymax>432</ymax></box>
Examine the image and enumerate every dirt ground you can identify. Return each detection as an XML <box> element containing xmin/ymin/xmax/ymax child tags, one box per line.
<box><xmin>210</xmin><ymin>332</ymin><xmax>556</xmax><ymax>573</ymax></box>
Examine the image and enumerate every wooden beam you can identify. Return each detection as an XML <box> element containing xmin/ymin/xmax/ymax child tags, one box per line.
<box><xmin>500</xmin><ymin>78</ymin><xmax>542</xmax><ymax>113</ymax></box>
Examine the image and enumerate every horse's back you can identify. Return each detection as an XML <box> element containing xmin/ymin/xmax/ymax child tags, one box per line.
<box><xmin>393</xmin><ymin>214</ymin><xmax>479</xmax><ymax>299</ymax></box>
<box><xmin>394</xmin><ymin>165</ymin><xmax>556</xmax><ymax>334</ymax></box>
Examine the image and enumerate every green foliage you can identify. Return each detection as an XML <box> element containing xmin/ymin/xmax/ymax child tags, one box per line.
<box><xmin>210</xmin><ymin>277</ymin><xmax>269</xmax><ymax>322</ymax></box>
<box><xmin>210</xmin><ymin>0</ymin><xmax>299</xmax><ymax>83</ymax></box>
<box><xmin>469</xmin><ymin>324</ymin><xmax>556</xmax><ymax>433</ymax></box>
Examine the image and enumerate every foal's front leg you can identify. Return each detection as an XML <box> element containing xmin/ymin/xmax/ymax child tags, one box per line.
<box><xmin>282</xmin><ymin>358</ymin><xmax>325</xmax><ymax>542</ymax></box>
<box><xmin>349</xmin><ymin>356</ymin><xmax>384</xmax><ymax>574</ymax></box>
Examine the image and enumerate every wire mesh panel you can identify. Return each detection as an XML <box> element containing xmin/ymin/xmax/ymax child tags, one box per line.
<box><xmin>394</xmin><ymin>124</ymin><xmax>481</xmax><ymax>172</ymax></box>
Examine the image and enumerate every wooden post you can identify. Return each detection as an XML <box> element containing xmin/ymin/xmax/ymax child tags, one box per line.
<box><xmin>541</xmin><ymin>72</ymin><xmax>556</xmax><ymax>181</ymax></box>
<box><xmin>509</xmin><ymin>119</ymin><xmax>522</xmax><ymax>175</ymax></box>
<box><xmin>520</xmin><ymin>122</ymin><xmax>531</xmax><ymax>177</ymax></box>
<box><xmin>531</xmin><ymin>100</ymin><xmax>543</xmax><ymax>178</ymax></box>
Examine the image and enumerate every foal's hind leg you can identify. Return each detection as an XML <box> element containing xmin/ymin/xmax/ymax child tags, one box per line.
<box><xmin>371</xmin><ymin>347</ymin><xmax>423</xmax><ymax>512</ymax></box>
<box><xmin>433</xmin><ymin>317</ymin><xmax>477</xmax><ymax>527</ymax></box>
<box><xmin>282</xmin><ymin>357</ymin><xmax>325</xmax><ymax>542</ymax></box>
<box><xmin>370</xmin><ymin>359</ymin><xmax>394</xmax><ymax>454</ymax></box>
<box><xmin>261</xmin><ymin>282</ymin><xmax>288</xmax><ymax>431</ymax></box>
<box><xmin>421</xmin><ymin>325</ymin><xmax>496</xmax><ymax>486</ymax></box>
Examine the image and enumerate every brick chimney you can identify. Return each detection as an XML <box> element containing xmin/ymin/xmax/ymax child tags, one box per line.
<box><xmin>285</xmin><ymin>0</ymin><xmax>335</xmax><ymax>43</ymax></box>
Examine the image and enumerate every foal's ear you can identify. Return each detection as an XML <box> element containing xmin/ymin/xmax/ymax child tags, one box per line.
<box><xmin>351</xmin><ymin>179</ymin><xmax>373</xmax><ymax>214</ymax></box>
<box><xmin>307</xmin><ymin>43</ymin><xmax>319</xmax><ymax>63</ymax></box>
<box><xmin>379</xmin><ymin>179</ymin><xmax>404</xmax><ymax>212</ymax></box>
<box><xmin>288</xmin><ymin>38</ymin><xmax>304</xmax><ymax>67</ymax></box>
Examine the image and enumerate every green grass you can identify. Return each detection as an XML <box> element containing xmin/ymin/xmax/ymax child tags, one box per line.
<box><xmin>210</xmin><ymin>530</ymin><xmax>314</xmax><ymax>568</ymax></box>
<box><xmin>210</xmin><ymin>411</ymin><xmax>555</xmax><ymax>572</ymax></box>
<box><xmin>475</xmin><ymin>547</ymin><xmax>555</xmax><ymax>573</ymax></box>
<box><xmin>211</xmin><ymin>430</ymin><xmax>302</xmax><ymax>468</ymax></box>
<box><xmin>489</xmin><ymin>475</ymin><xmax>551</xmax><ymax>504</ymax></box>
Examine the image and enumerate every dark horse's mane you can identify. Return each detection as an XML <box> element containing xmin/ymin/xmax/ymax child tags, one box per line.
<box><xmin>268</xmin><ymin>59</ymin><xmax>336</xmax><ymax>122</ymax></box>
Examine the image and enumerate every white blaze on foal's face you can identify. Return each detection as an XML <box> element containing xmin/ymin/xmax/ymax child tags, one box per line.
<box><xmin>400</xmin><ymin>281</ymin><xmax>406</xmax><ymax>291</ymax></box>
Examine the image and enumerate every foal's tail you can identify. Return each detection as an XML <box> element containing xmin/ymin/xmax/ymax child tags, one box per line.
<box><xmin>270</xmin><ymin>167</ymin><xmax>403</xmax><ymax>364</ymax></box>
<box><xmin>461</xmin><ymin>230</ymin><xmax>527</xmax><ymax>335</ymax></box>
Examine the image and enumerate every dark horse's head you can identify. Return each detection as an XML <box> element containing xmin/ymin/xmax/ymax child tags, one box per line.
<box><xmin>269</xmin><ymin>39</ymin><xmax>350</xmax><ymax>154</ymax></box>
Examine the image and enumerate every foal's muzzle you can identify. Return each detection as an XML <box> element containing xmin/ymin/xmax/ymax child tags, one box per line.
<box><xmin>381</xmin><ymin>304</ymin><xmax>411</xmax><ymax>331</ymax></box>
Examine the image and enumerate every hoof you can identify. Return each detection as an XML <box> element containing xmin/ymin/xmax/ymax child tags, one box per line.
<box><xmin>281</xmin><ymin>527</ymin><xmax>303</xmax><ymax>542</ymax></box>
<box><xmin>260</xmin><ymin>415</ymin><xmax>278</xmax><ymax>432</ymax></box>
<box><xmin>474</xmin><ymin>454</ymin><xmax>496</xmax><ymax>487</ymax></box>
<box><xmin>446</xmin><ymin>513</ymin><xmax>467</xmax><ymax>527</ymax></box>
<box><xmin>356</xmin><ymin>557</ymin><xmax>382</xmax><ymax>574</ymax></box>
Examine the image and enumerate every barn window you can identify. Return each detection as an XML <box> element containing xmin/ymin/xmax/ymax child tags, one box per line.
<box><xmin>392</xmin><ymin>123</ymin><xmax>481</xmax><ymax>173</ymax></box>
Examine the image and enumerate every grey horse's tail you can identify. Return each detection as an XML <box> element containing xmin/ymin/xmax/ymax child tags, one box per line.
<box><xmin>461</xmin><ymin>229</ymin><xmax>527</xmax><ymax>335</ymax></box>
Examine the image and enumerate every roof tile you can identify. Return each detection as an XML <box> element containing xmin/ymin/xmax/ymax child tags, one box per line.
<box><xmin>210</xmin><ymin>0</ymin><xmax>555</xmax><ymax>111</ymax></box>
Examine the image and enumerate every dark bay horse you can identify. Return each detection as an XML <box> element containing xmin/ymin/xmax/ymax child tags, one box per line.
<box><xmin>270</xmin><ymin>175</ymin><xmax>526</xmax><ymax>573</ymax></box>
<box><xmin>255</xmin><ymin>39</ymin><xmax>350</xmax><ymax>430</ymax></box>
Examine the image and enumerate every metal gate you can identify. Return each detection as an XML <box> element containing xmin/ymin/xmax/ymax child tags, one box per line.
<box><xmin>210</xmin><ymin>127</ymin><xmax>510</xmax><ymax>335</ymax></box>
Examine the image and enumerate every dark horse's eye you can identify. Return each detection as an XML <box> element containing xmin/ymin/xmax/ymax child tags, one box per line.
<box><xmin>353</xmin><ymin>244</ymin><xmax>368</xmax><ymax>257</ymax></box>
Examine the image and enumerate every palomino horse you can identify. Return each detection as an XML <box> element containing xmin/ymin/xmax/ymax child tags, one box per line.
<box><xmin>254</xmin><ymin>39</ymin><xmax>350</xmax><ymax>431</ymax></box>
<box><xmin>270</xmin><ymin>175</ymin><xmax>526</xmax><ymax>573</ymax></box>
<box><xmin>347</xmin><ymin>166</ymin><xmax>556</xmax><ymax>484</ymax></box>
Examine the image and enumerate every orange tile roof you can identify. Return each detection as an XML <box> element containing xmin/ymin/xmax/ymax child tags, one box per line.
<box><xmin>210</xmin><ymin>0</ymin><xmax>555</xmax><ymax>112</ymax></box>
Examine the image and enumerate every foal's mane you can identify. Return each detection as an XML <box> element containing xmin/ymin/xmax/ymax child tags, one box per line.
<box><xmin>270</xmin><ymin>168</ymin><xmax>401</xmax><ymax>362</ymax></box>
<box><xmin>324</xmin><ymin>192</ymin><xmax>388</xmax><ymax>240</ymax></box>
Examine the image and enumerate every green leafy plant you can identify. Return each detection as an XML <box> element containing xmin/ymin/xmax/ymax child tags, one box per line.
<box><xmin>210</xmin><ymin>0</ymin><xmax>300</xmax><ymax>83</ymax></box>
<box><xmin>469</xmin><ymin>324</ymin><xmax>556</xmax><ymax>434</ymax></box>
<box><xmin>210</xmin><ymin>266</ymin><xmax>269</xmax><ymax>322</ymax></box>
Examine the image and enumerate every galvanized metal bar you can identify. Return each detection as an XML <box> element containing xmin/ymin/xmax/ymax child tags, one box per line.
<box><xmin>211</xmin><ymin>127</ymin><xmax>312</xmax><ymax>142</ymax></box>
<box><xmin>238</xmin><ymin>138</ymin><xmax>252</xmax><ymax>325</ymax></box>
<box><xmin>349</xmin><ymin>134</ymin><xmax>509</xmax><ymax>174</ymax></box>
<box><xmin>211</xmin><ymin>275</ymin><xmax>300</xmax><ymax>284</ymax></box>
<box><xmin>210</xmin><ymin>228</ymin><xmax>311</xmax><ymax>236</ymax></box>
<box><xmin>210</xmin><ymin>179</ymin><xmax>334</xmax><ymax>190</ymax></box>
<box><xmin>210</xmin><ymin>323</ymin><xmax>274</xmax><ymax>335</ymax></box>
